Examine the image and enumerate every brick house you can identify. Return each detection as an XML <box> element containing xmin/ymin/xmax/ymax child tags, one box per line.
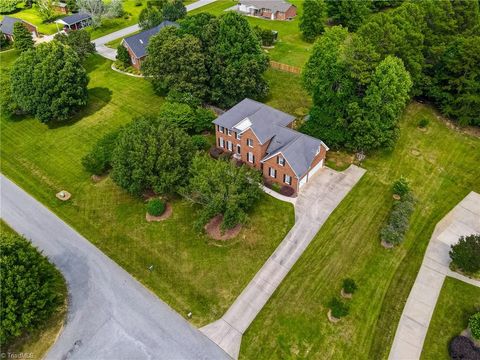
<box><xmin>0</xmin><ymin>16</ymin><xmax>38</xmax><ymax>42</ymax></box>
<box><xmin>213</xmin><ymin>99</ymin><xmax>329</xmax><ymax>193</ymax></box>
<box><xmin>237</xmin><ymin>0</ymin><xmax>297</xmax><ymax>20</ymax></box>
<box><xmin>121</xmin><ymin>21</ymin><xmax>178</xmax><ymax>70</ymax></box>
<box><xmin>53</xmin><ymin>2</ymin><xmax>69</xmax><ymax>14</ymax></box>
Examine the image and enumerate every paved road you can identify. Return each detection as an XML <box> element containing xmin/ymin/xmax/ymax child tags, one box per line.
<box><xmin>1</xmin><ymin>175</ymin><xmax>230</xmax><ymax>360</ymax></box>
<box><xmin>201</xmin><ymin>166</ymin><xmax>366</xmax><ymax>359</ymax></box>
<box><xmin>389</xmin><ymin>191</ymin><xmax>480</xmax><ymax>360</ymax></box>
<box><xmin>94</xmin><ymin>0</ymin><xmax>218</xmax><ymax>60</ymax></box>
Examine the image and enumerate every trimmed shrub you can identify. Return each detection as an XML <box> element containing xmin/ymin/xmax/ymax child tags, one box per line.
<box><xmin>418</xmin><ymin>118</ymin><xmax>429</xmax><ymax>128</ymax></box>
<box><xmin>449</xmin><ymin>336</ymin><xmax>480</xmax><ymax>360</ymax></box>
<box><xmin>146</xmin><ymin>198</ymin><xmax>166</xmax><ymax>216</ymax></box>
<box><xmin>280</xmin><ymin>185</ymin><xmax>295</xmax><ymax>197</ymax></box>
<box><xmin>470</xmin><ymin>312</ymin><xmax>480</xmax><ymax>340</ymax></box>
<box><xmin>82</xmin><ymin>131</ymin><xmax>120</xmax><ymax>176</ymax></box>
<box><xmin>392</xmin><ymin>177</ymin><xmax>410</xmax><ymax>197</ymax></box>
<box><xmin>116</xmin><ymin>45</ymin><xmax>131</xmax><ymax>66</ymax></box>
<box><xmin>449</xmin><ymin>234</ymin><xmax>480</xmax><ymax>275</ymax></box>
<box><xmin>342</xmin><ymin>278</ymin><xmax>357</xmax><ymax>295</ymax></box>
<box><xmin>209</xmin><ymin>147</ymin><xmax>224</xmax><ymax>159</ymax></box>
<box><xmin>380</xmin><ymin>192</ymin><xmax>415</xmax><ymax>246</ymax></box>
<box><xmin>191</xmin><ymin>135</ymin><xmax>210</xmax><ymax>151</ymax></box>
<box><xmin>329</xmin><ymin>297</ymin><xmax>349</xmax><ymax>319</ymax></box>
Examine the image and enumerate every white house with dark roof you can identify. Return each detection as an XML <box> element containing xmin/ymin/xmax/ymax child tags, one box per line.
<box><xmin>237</xmin><ymin>0</ymin><xmax>297</xmax><ymax>20</ymax></box>
<box><xmin>213</xmin><ymin>98</ymin><xmax>329</xmax><ymax>193</ymax></box>
<box><xmin>121</xmin><ymin>21</ymin><xmax>178</xmax><ymax>70</ymax></box>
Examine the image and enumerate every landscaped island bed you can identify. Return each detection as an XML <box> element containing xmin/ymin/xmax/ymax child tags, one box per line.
<box><xmin>0</xmin><ymin>52</ymin><xmax>294</xmax><ymax>326</ymax></box>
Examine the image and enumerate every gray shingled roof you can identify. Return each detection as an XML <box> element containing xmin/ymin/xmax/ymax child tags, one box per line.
<box><xmin>123</xmin><ymin>21</ymin><xmax>178</xmax><ymax>59</ymax></box>
<box><xmin>239</xmin><ymin>0</ymin><xmax>294</xmax><ymax>13</ymax></box>
<box><xmin>55</xmin><ymin>13</ymin><xmax>91</xmax><ymax>26</ymax></box>
<box><xmin>212</xmin><ymin>98</ymin><xmax>328</xmax><ymax>178</ymax></box>
<box><xmin>213</xmin><ymin>98</ymin><xmax>294</xmax><ymax>141</ymax></box>
<box><xmin>0</xmin><ymin>16</ymin><xmax>33</xmax><ymax>36</ymax></box>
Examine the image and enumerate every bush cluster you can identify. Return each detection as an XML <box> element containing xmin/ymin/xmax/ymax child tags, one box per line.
<box><xmin>191</xmin><ymin>135</ymin><xmax>210</xmax><ymax>152</ymax></box>
<box><xmin>342</xmin><ymin>278</ymin><xmax>357</xmax><ymax>295</ymax></box>
<box><xmin>253</xmin><ymin>26</ymin><xmax>276</xmax><ymax>47</ymax></box>
<box><xmin>147</xmin><ymin>198</ymin><xmax>166</xmax><ymax>216</ymax></box>
<box><xmin>470</xmin><ymin>312</ymin><xmax>480</xmax><ymax>340</ymax></box>
<box><xmin>450</xmin><ymin>234</ymin><xmax>480</xmax><ymax>275</ymax></box>
<box><xmin>329</xmin><ymin>297</ymin><xmax>349</xmax><ymax>319</ymax></box>
<box><xmin>82</xmin><ymin>131</ymin><xmax>120</xmax><ymax>176</ymax></box>
<box><xmin>392</xmin><ymin>177</ymin><xmax>410</xmax><ymax>197</ymax></box>
<box><xmin>381</xmin><ymin>191</ymin><xmax>415</xmax><ymax>246</ymax></box>
<box><xmin>418</xmin><ymin>118</ymin><xmax>429</xmax><ymax>128</ymax></box>
<box><xmin>449</xmin><ymin>336</ymin><xmax>480</xmax><ymax>360</ymax></box>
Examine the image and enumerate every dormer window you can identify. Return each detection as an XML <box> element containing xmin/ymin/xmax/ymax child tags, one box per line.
<box><xmin>316</xmin><ymin>146</ymin><xmax>321</xmax><ymax>156</ymax></box>
<box><xmin>236</xmin><ymin>132</ymin><xmax>241</xmax><ymax>140</ymax></box>
<box><xmin>277</xmin><ymin>156</ymin><xmax>285</xmax><ymax>166</ymax></box>
<box><xmin>247</xmin><ymin>138</ymin><xmax>254</xmax><ymax>147</ymax></box>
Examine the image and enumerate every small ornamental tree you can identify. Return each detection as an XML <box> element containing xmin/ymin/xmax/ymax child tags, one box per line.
<box><xmin>37</xmin><ymin>0</ymin><xmax>55</xmax><ymax>21</ymax></box>
<box><xmin>13</xmin><ymin>23</ymin><xmax>34</xmax><ymax>53</ymax></box>
<box><xmin>392</xmin><ymin>177</ymin><xmax>410</xmax><ymax>197</ymax></box>
<box><xmin>469</xmin><ymin>312</ymin><xmax>480</xmax><ymax>340</ymax></box>
<box><xmin>146</xmin><ymin>198</ymin><xmax>166</xmax><ymax>216</ymax></box>
<box><xmin>0</xmin><ymin>233</ymin><xmax>64</xmax><ymax>346</ymax></box>
<box><xmin>10</xmin><ymin>41</ymin><xmax>89</xmax><ymax>123</ymax></box>
<box><xmin>380</xmin><ymin>192</ymin><xmax>415</xmax><ymax>246</ymax></box>
<box><xmin>82</xmin><ymin>130</ymin><xmax>120</xmax><ymax>175</ymax></box>
<box><xmin>342</xmin><ymin>278</ymin><xmax>357</xmax><ymax>295</ymax></box>
<box><xmin>328</xmin><ymin>297</ymin><xmax>349</xmax><ymax>319</ymax></box>
<box><xmin>116</xmin><ymin>44</ymin><xmax>131</xmax><ymax>66</ymax></box>
<box><xmin>449</xmin><ymin>234</ymin><xmax>480</xmax><ymax>275</ymax></box>
<box><xmin>183</xmin><ymin>154</ymin><xmax>262</xmax><ymax>230</ymax></box>
<box><xmin>54</xmin><ymin>30</ymin><xmax>95</xmax><ymax>61</ymax></box>
<box><xmin>111</xmin><ymin>116</ymin><xmax>194</xmax><ymax>196</ymax></box>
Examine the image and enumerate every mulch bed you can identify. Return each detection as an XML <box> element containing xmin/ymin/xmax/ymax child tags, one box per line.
<box><xmin>56</xmin><ymin>190</ymin><xmax>71</xmax><ymax>201</ymax></box>
<box><xmin>204</xmin><ymin>215</ymin><xmax>242</xmax><ymax>241</ymax></box>
<box><xmin>340</xmin><ymin>288</ymin><xmax>353</xmax><ymax>299</ymax></box>
<box><xmin>327</xmin><ymin>309</ymin><xmax>340</xmax><ymax>323</ymax></box>
<box><xmin>91</xmin><ymin>174</ymin><xmax>107</xmax><ymax>183</ymax></box>
<box><xmin>381</xmin><ymin>240</ymin><xmax>395</xmax><ymax>249</ymax></box>
<box><xmin>146</xmin><ymin>203</ymin><xmax>173</xmax><ymax>222</ymax></box>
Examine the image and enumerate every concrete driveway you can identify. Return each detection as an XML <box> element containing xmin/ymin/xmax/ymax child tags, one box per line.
<box><xmin>201</xmin><ymin>165</ymin><xmax>366</xmax><ymax>359</ymax></box>
<box><xmin>1</xmin><ymin>175</ymin><xmax>230</xmax><ymax>360</ymax></box>
<box><xmin>389</xmin><ymin>191</ymin><xmax>480</xmax><ymax>360</ymax></box>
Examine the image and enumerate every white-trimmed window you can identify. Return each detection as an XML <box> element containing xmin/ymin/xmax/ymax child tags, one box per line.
<box><xmin>236</xmin><ymin>144</ymin><xmax>241</xmax><ymax>154</ymax></box>
<box><xmin>315</xmin><ymin>146</ymin><xmax>321</xmax><ymax>156</ymax></box>
<box><xmin>219</xmin><ymin>138</ymin><xmax>225</xmax><ymax>148</ymax></box>
<box><xmin>277</xmin><ymin>156</ymin><xmax>285</xmax><ymax>166</ymax></box>
<box><xmin>247</xmin><ymin>152</ymin><xmax>254</xmax><ymax>163</ymax></box>
<box><xmin>247</xmin><ymin>138</ymin><xmax>254</xmax><ymax>147</ymax></box>
<box><xmin>227</xmin><ymin>129</ymin><xmax>232</xmax><ymax>136</ymax></box>
<box><xmin>227</xmin><ymin>141</ymin><xmax>233</xmax><ymax>151</ymax></box>
<box><xmin>269</xmin><ymin>167</ymin><xmax>277</xmax><ymax>178</ymax></box>
<box><xmin>284</xmin><ymin>174</ymin><xmax>292</xmax><ymax>185</ymax></box>
<box><xmin>220</xmin><ymin>126</ymin><xmax>225</xmax><ymax>133</ymax></box>
<box><xmin>236</xmin><ymin>132</ymin><xmax>241</xmax><ymax>140</ymax></box>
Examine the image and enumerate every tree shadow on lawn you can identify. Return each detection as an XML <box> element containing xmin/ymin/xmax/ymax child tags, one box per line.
<box><xmin>47</xmin><ymin>87</ymin><xmax>113</xmax><ymax>129</ymax></box>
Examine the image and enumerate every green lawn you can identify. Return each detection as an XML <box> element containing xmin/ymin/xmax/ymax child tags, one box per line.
<box><xmin>1</xmin><ymin>3</ymin><xmax>65</xmax><ymax>35</ymax></box>
<box><xmin>0</xmin><ymin>220</ymin><xmax>68</xmax><ymax>360</ymax></box>
<box><xmin>421</xmin><ymin>277</ymin><xmax>480</xmax><ymax>360</ymax></box>
<box><xmin>240</xmin><ymin>103</ymin><xmax>480</xmax><ymax>359</ymax></box>
<box><xmin>0</xmin><ymin>51</ymin><xmax>295</xmax><ymax>326</ymax></box>
<box><xmin>189</xmin><ymin>0</ymin><xmax>312</xmax><ymax>68</ymax></box>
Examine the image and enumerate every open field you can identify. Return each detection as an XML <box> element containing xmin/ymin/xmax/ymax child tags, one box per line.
<box><xmin>189</xmin><ymin>0</ymin><xmax>312</xmax><ymax>68</ymax></box>
<box><xmin>0</xmin><ymin>51</ymin><xmax>294</xmax><ymax>326</ymax></box>
<box><xmin>0</xmin><ymin>220</ymin><xmax>67</xmax><ymax>360</ymax></box>
<box><xmin>421</xmin><ymin>277</ymin><xmax>480</xmax><ymax>360</ymax></box>
<box><xmin>240</xmin><ymin>102</ymin><xmax>480</xmax><ymax>359</ymax></box>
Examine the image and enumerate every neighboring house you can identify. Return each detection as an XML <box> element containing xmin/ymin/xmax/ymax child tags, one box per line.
<box><xmin>237</xmin><ymin>0</ymin><xmax>297</xmax><ymax>20</ymax></box>
<box><xmin>213</xmin><ymin>98</ymin><xmax>329</xmax><ymax>193</ymax></box>
<box><xmin>55</xmin><ymin>13</ymin><xmax>92</xmax><ymax>32</ymax></box>
<box><xmin>53</xmin><ymin>2</ymin><xmax>69</xmax><ymax>14</ymax></box>
<box><xmin>121</xmin><ymin>21</ymin><xmax>178</xmax><ymax>70</ymax></box>
<box><xmin>0</xmin><ymin>16</ymin><xmax>38</xmax><ymax>42</ymax></box>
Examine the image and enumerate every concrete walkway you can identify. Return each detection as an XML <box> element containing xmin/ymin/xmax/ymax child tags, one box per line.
<box><xmin>1</xmin><ymin>175</ymin><xmax>230</xmax><ymax>360</ymax></box>
<box><xmin>201</xmin><ymin>165</ymin><xmax>366</xmax><ymax>359</ymax></box>
<box><xmin>261</xmin><ymin>185</ymin><xmax>297</xmax><ymax>205</ymax></box>
<box><xmin>389</xmin><ymin>191</ymin><xmax>480</xmax><ymax>360</ymax></box>
<box><xmin>94</xmin><ymin>0</ymin><xmax>218</xmax><ymax>60</ymax></box>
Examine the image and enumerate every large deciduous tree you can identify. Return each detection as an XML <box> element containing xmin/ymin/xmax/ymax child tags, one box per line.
<box><xmin>142</xmin><ymin>26</ymin><xmax>208</xmax><ymax>99</ymax></box>
<box><xmin>111</xmin><ymin>116</ymin><xmax>194</xmax><ymax>196</ymax></box>
<box><xmin>183</xmin><ymin>155</ymin><xmax>262</xmax><ymax>230</ymax></box>
<box><xmin>209</xmin><ymin>12</ymin><xmax>269</xmax><ymax>108</ymax></box>
<box><xmin>10</xmin><ymin>41</ymin><xmax>89</xmax><ymax>122</ymax></box>
<box><xmin>0</xmin><ymin>233</ymin><xmax>64</xmax><ymax>346</ymax></box>
<box><xmin>77</xmin><ymin>0</ymin><xmax>105</xmax><ymax>27</ymax></box>
<box><xmin>139</xmin><ymin>6</ymin><xmax>164</xmax><ymax>30</ymax></box>
<box><xmin>299</xmin><ymin>0</ymin><xmax>327</xmax><ymax>42</ymax></box>
<box><xmin>54</xmin><ymin>30</ymin><xmax>95</xmax><ymax>61</ymax></box>
<box><xmin>326</xmin><ymin>0</ymin><xmax>371</xmax><ymax>31</ymax></box>
<box><xmin>13</xmin><ymin>23</ymin><xmax>34</xmax><ymax>52</ymax></box>
<box><xmin>162</xmin><ymin>0</ymin><xmax>185</xmax><ymax>21</ymax></box>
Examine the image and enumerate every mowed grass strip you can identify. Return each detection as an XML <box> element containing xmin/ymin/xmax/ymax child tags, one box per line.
<box><xmin>240</xmin><ymin>102</ymin><xmax>480</xmax><ymax>359</ymax></box>
<box><xmin>189</xmin><ymin>0</ymin><xmax>312</xmax><ymax>68</ymax></box>
<box><xmin>421</xmin><ymin>277</ymin><xmax>480</xmax><ymax>360</ymax></box>
<box><xmin>0</xmin><ymin>52</ymin><xmax>294</xmax><ymax>326</ymax></box>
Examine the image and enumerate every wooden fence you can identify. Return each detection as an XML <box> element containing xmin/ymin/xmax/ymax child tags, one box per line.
<box><xmin>270</xmin><ymin>61</ymin><xmax>301</xmax><ymax>74</ymax></box>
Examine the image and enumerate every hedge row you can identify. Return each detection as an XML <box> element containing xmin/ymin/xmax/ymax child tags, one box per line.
<box><xmin>381</xmin><ymin>192</ymin><xmax>415</xmax><ymax>246</ymax></box>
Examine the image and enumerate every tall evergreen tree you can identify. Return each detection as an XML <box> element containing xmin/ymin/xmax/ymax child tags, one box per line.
<box><xmin>13</xmin><ymin>23</ymin><xmax>34</xmax><ymax>52</ymax></box>
<box><xmin>299</xmin><ymin>0</ymin><xmax>327</xmax><ymax>42</ymax></box>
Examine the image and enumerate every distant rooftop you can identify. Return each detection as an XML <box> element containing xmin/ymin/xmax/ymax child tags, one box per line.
<box><xmin>239</xmin><ymin>0</ymin><xmax>294</xmax><ymax>13</ymax></box>
<box><xmin>0</xmin><ymin>16</ymin><xmax>35</xmax><ymax>36</ymax></box>
<box><xmin>55</xmin><ymin>13</ymin><xmax>91</xmax><ymax>26</ymax></box>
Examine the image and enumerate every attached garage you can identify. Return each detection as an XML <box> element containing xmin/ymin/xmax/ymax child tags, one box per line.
<box><xmin>299</xmin><ymin>159</ymin><xmax>324</xmax><ymax>189</ymax></box>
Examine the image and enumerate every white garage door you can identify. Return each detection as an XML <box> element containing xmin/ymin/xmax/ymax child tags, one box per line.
<box><xmin>308</xmin><ymin>159</ymin><xmax>324</xmax><ymax>179</ymax></box>
<box><xmin>299</xmin><ymin>175</ymin><xmax>308</xmax><ymax>188</ymax></box>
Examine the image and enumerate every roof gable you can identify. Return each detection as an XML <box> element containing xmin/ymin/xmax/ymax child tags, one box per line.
<box><xmin>123</xmin><ymin>21</ymin><xmax>178</xmax><ymax>59</ymax></box>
